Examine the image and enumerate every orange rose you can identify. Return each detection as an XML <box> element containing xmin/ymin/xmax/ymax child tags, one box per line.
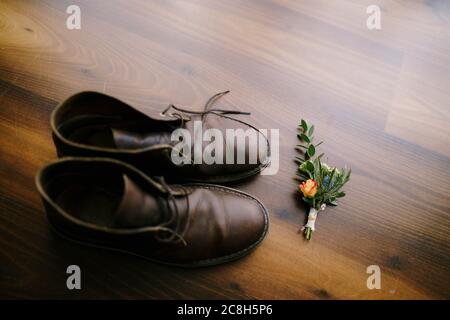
<box><xmin>299</xmin><ymin>179</ymin><xmax>317</xmax><ymax>198</ymax></box>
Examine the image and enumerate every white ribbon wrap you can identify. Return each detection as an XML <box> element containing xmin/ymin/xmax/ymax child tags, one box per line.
<box><xmin>302</xmin><ymin>204</ymin><xmax>326</xmax><ymax>231</ymax></box>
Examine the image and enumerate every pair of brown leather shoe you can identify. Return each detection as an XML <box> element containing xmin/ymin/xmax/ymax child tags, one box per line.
<box><xmin>36</xmin><ymin>91</ymin><xmax>270</xmax><ymax>267</ymax></box>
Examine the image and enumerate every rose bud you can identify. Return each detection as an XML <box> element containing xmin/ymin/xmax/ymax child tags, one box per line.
<box><xmin>299</xmin><ymin>179</ymin><xmax>318</xmax><ymax>198</ymax></box>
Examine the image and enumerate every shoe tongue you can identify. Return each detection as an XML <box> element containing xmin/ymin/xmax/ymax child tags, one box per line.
<box><xmin>111</xmin><ymin>128</ymin><xmax>172</xmax><ymax>149</ymax></box>
<box><xmin>114</xmin><ymin>175</ymin><xmax>163</xmax><ymax>228</ymax></box>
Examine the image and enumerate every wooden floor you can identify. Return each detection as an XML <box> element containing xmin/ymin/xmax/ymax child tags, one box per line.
<box><xmin>0</xmin><ymin>0</ymin><xmax>449</xmax><ymax>299</ymax></box>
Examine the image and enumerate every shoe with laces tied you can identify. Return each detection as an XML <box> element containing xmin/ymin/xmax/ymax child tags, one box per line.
<box><xmin>51</xmin><ymin>91</ymin><xmax>270</xmax><ymax>183</ymax></box>
<box><xmin>35</xmin><ymin>157</ymin><xmax>269</xmax><ymax>267</ymax></box>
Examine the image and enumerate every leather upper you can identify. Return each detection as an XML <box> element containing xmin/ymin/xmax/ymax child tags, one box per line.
<box><xmin>51</xmin><ymin>91</ymin><xmax>270</xmax><ymax>183</ymax></box>
<box><xmin>35</xmin><ymin>158</ymin><xmax>269</xmax><ymax>266</ymax></box>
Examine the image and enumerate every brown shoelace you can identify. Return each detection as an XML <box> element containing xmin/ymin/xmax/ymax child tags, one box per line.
<box><xmin>160</xmin><ymin>91</ymin><xmax>250</xmax><ymax>125</ymax></box>
<box><xmin>153</xmin><ymin>177</ymin><xmax>191</xmax><ymax>246</ymax></box>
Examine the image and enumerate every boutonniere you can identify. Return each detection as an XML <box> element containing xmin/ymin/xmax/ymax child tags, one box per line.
<box><xmin>296</xmin><ymin>119</ymin><xmax>351</xmax><ymax>240</ymax></box>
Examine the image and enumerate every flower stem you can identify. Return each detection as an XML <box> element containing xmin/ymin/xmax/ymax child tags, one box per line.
<box><xmin>304</xmin><ymin>227</ymin><xmax>313</xmax><ymax>240</ymax></box>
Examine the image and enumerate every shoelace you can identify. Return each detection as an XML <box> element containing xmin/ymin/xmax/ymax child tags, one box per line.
<box><xmin>160</xmin><ymin>91</ymin><xmax>251</xmax><ymax>127</ymax></box>
<box><xmin>160</xmin><ymin>91</ymin><xmax>271</xmax><ymax>159</ymax></box>
<box><xmin>153</xmin><ymin>177</ymin><xmax>191</xmax><ymax>246</ymax></box>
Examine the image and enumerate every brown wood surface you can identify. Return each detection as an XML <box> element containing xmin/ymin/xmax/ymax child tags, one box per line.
<box><xmin>0</xmin><ymin>0</ymin><xmax>449</xmax><ymax>299</ymax></box>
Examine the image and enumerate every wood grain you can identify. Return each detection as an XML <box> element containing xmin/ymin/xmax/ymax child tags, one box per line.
<box><xmin>0</xmin><ymin>0</ymin><xmax>449</xmax><ymax>299</ymax></box>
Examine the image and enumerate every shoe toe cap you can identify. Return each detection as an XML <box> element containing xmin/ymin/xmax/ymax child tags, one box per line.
<box><xmin>220</xmin><ymin>191</ymin><xmax>269</xmax><ymax>257</ymax></box>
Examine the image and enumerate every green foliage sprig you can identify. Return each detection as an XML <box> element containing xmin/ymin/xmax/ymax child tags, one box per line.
<box><xmin>296</xmin><ymin>119</ymin><xmax>351</xmax><ymax>240</ymax></box>
<box><xmin>296</xmin><ymin>119</ymin><xmax>323</xmax><ymax>160</ymax></box>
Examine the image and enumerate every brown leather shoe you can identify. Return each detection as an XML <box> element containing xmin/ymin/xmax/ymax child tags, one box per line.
<box><xmin>35</xmin><ymin>157</ymin><xmax>269</xmax><ymax>267</ymax></box>
<box><xmin>51</xmin><ymin>91</ymin><xmax>270</xmax><ymax>183</ymax></box>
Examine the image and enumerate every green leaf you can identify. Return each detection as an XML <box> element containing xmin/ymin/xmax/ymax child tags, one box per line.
<box><xmin>296</xmin><ymin>172</ymin><xmax>308</xmax><ymax>179</ymax></box>
<box><xmin>300</xmin><ymin>134</ymin><xmax>310</xmax><ymax>143</ymax></box>
<box><xmin>307</xmin><ymin>144</ymin><xmax>316</xmax><ymax>157</ymax></box>
<box><xmin>345</xmin><ymin>169</ymin><xmax>352</xmax><ymax>182</ymax></box>
<box><xmin>311</xmin><ymin>158</ymin><xmax>320</xmax><ymax>183</ymax></box>
<box><xmin>300</xmin><ymin>119</ymin><xmax>308</xmax><ymax>132</ymax></box>
<box><xmin>300</xmin><ymin>166</ymin><xmax>314</xmax><ymax>179</ymax></box>
<box><xmin>295</xmin><ymin>157</ymin><xmax>305</xmax><ymax>164</ymax></box>
<box><xmin>336</xmin><ymin>192</ymin><xmax>346</xmax><ymax>198</ymax></box>
<box><xmin>303</xmin><ymin>160</ymin><xmax>315</xmax><ymax>174</ymax></box>
<box><xmin>308</xmin><ymin>125</ymin><xmax>314</xmax><ymax>136</ymax></box>
<box><xmin>317</xmin><ymin>158</ymin><xmax>322</xmax><ymax>186</ymax></box>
